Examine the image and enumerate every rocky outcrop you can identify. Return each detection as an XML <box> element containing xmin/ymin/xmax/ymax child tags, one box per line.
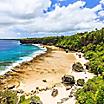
<box><xmin>72</xmin><ymin>62</ymin><xmax>84</xmax><ymax>72</ymax></box>
<box><xmin>20</xmin><ymin>40</ymin><xmax>36</xmax><ymax>44</ymax></box>
<box><xmin>62</xmin><ymin>75</ymin><xmax>75</xmax><ymax>85</ymax></box>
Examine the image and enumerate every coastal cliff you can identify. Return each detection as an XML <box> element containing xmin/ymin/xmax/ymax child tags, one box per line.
<box><xmin>20</xmin><ymin>37</ymin><xmax>58</xmax><ymax>45</ymax></box>
<box><xmin>20</xmin><ymin>39</ymin><xmax>37</xmax><ymax>44</ymax></box>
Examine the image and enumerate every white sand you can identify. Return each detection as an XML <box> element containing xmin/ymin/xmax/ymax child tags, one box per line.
<box><xmin>37</xmin><ymin>85</ymin><xmax>76</xmax><ymax>104</ymax></box>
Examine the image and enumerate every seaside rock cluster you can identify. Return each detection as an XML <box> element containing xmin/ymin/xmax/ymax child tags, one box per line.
<box><xmin>72</xmin><ymin>62</ymin><xmax>84</xmax><ymax>72</ymax></box>
<box><xmin>77</xmin><ymin>79</ymin><xmax>85</xmax><ymax>86</ymax></box>
<box><xmin>62</xmin><ymin>75</ymin><xmax>75</xmax><ymax>85</ymax></box>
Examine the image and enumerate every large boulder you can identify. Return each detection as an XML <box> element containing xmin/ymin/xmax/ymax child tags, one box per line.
<box><xmin>72</xmin><ymin>62</ymin><xmax>84</xmax><ymax>72</ymax></box>
<box><xmin>62</xmin><ymin>75</ymin><xmax>75</xmax><ymax>85</ymax></box>
<box><xmin>77</xmin><ymin>79</ymin><xmax>85</xmax><ymax>86</ymax></box>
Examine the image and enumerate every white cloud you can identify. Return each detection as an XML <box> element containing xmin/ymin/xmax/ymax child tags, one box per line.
<box><xmin>98</xmin><ymin>11</ymin><xmax>104</xmax><ymax>16</ymax></box>
<box><xmin>0</xmin><ymin>0</ymin><xmax>103</xmax><ymax>38</ymax></box>
<box><xmin>100</xmin><ymin>0</ymin><xmax>104</xmax><ymax>4</ymax></box>
<box><xmin>92</xmin><ymin>4</ymin><xmax>102</xmax><ymax>12</ymax></box>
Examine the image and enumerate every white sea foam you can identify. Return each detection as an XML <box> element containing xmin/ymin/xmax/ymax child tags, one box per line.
<box><xmin>0</xmin><ymin>44</ymin><xmax>47</xmax><ymax>75</ymax></box>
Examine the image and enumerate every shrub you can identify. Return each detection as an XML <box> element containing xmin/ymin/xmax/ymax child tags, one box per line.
<box><xmin>0</xmin><ymin>90</ymin><xmax>18</xmax><ymax>104</ymax></box>
<box><xmin>19</xmin><ymin>95</ymin><xmax>25</xmax><ymax>103</ymax></box>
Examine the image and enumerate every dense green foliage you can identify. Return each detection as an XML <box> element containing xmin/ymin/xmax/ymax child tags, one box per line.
<box><xmin>76</xmin><ymin>76</ymin><xmax>104</xmax><ymax>104</ymax></box>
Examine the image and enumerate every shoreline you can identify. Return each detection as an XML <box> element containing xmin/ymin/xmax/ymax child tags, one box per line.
<box><xmin>0</xmin><ymin>44</ymin><xmax>47</xmax><ymax>75</ymax></box>
<box><xmin>0</xmin><ymin>45</ymin><xmax>76</xmax><ymax>90</ymax></box>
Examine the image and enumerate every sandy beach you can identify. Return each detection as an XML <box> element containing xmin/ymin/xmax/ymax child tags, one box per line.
<box><xmin>17</xmin><ymin>46</ymin><xmax>76</xmax><ymax>92</ymax></box>
<box><xmin>0</xmin><ymin>46</ymin><xmax>95</xmax><ymax>104</ymax></box>
<box><xmin>0</xmin><ymin>46</ymin><xmax>76</xmax><ymax>91</ymax></box>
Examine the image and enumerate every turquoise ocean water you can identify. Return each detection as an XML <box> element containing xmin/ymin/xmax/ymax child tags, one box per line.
<box><xmin>0</xmin><ymin>40</ymin><xmax>46</xmax><ymax>75</ymax></box>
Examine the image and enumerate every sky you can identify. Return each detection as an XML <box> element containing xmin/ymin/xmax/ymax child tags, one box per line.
<box><xmin>0</xmin><ymin>0</ymin><xmax>104</xmax><ymax>39</ymax></box>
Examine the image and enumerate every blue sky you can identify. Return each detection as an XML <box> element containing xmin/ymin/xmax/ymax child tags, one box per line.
<box><xmin>49</xmin><ymin>0</ymin><xmax>101</xmax><ymax>10</ymax></box>
<box><xmin>0</xmin><ymin>0</ymin><xmax>103</xmax><ymax>39</ymax></box>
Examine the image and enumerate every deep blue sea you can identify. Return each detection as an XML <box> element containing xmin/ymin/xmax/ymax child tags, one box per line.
<box><xmin>0</xmin><ymin>40</ymin><xmax>45</xmax><ymax>75</ymax></box>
